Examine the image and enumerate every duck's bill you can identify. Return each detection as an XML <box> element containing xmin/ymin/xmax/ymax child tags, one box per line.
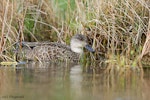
<box><xmin>85</xmin><ymin>45</ymin><xmax>95</xmax><ymax>53</ymax></box>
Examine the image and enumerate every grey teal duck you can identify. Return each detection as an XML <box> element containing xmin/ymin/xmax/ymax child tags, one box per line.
<box><xmin>18</xmin><ymin>34</ymin><xmax>94</xmax><ymax>62</ymax></box>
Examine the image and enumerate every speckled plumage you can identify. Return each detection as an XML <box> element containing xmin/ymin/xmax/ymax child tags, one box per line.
<box><xmin>18</xmin><ymin>34</ymin><xmax>94</xmax><ymax>62</ymax></box>
<box><xmin>23</xmin><ymin>42</ymin><xmax>79</xmax><ymax>62</ymax></box>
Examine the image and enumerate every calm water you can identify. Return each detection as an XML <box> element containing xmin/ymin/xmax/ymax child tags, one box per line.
<box><xmin>0</xmin><ymin>62</ymin><xmax>150</xmax><ymax>100</ymax></box>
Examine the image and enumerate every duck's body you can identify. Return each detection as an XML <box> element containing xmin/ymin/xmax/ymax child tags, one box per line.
<box><xmin>18</xmin><ymin>34</ymin><xmax>94</xmax><ymax>62</ymax></box>
<box><xmin>21</xmin><ymin>42</ymin><xmax>80</xmax><ymax>62</ymax></box>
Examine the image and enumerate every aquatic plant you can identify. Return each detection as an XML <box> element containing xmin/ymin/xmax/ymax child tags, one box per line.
<box><xmin>0</xmin><ymin>0</ymin><xmax>149</xmax><ymax>67</ymax></box>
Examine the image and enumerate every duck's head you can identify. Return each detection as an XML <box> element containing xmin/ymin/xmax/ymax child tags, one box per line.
<box><xmin>70</xmin><ymin>34</ymin><xmax>95</xmax><ymax>54</ymax></box>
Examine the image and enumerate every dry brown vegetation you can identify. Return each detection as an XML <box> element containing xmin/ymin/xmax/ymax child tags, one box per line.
<box><xmin>0</xmin><ymin>0</ymin><xmax>149</xmax><ymax>66</ymax></box>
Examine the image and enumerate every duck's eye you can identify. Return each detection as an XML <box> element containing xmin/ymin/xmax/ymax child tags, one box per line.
<box><xmin>79</xmin><ymin>37</ymin><xmax>84</xmax><ymax>41</ymax></box>
<box><xmin>79</xmin><ymin>36</ymin><xmax>86</xmax><ymax>41</ymax></box>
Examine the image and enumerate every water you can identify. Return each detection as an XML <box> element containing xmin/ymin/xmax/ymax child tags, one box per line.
<box><xmin>0</xmin><ymin>62</ymin><xmax>150</xmax><ymax>100</ymax></box>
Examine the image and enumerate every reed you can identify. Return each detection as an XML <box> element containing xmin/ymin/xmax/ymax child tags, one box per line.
<box><xmin>0</xmin><ymin>0</ymin><xmax>149</xmax><ymax>67</ymax></box>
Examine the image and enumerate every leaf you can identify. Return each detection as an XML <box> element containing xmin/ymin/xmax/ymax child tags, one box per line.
<box><xmin>0</xmin><ymin>62</ymin><xmax>18</xmax><ymax>66</ymax></box>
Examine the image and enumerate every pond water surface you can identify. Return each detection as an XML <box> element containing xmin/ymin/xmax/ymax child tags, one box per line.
<box><xmin>0</xmin><ymin>62</ymin><xmax>150</xmax><ymax>100</ymax></box>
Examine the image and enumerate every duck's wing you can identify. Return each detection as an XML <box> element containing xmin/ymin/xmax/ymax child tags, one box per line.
<box><xmin>20</xmin><ymin>42</ymin><xmax>79</xmax><ymax>62</ymax></box>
